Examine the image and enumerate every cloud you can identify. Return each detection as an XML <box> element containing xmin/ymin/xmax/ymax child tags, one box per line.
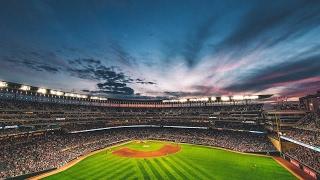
<box><xmin>4</xmin><ymin>57</ymin><xmax>60</xmax><ymax>73</ymax></box>
<box><xmin>161</xmin><ymin>16</ymin><xmax>217</xmax><ymax>68</ymax></box>
<box><xmin>0</xmin><ymin>0</ymin><xmax>319</xmax><ymax>99</ymax></box>
<box><xmin>135</xmin><ymin>78</ymin><xmax>156</xmax><ymax>85</ymax></box>
<box><xmin>68</xmin><ymin>58</ymin><xmax>135</xmax><ymax>95</ymax></box>
<box><xmin>182</xmin><ymin>16</ymin><xmax>216</xmax><ymax>67</ymax></box>
<box><xmin>225</xmin><ymin>53</ymin><xmax>320</xmax><ymax>92</ymax></box>
<box><xmin>215</xmin><ymin>1</ymin><xmax>320</xmax><ymax>54</ymax></box>
<box><xmin>96</xmin><ymin>82</ymin><xmax>134</xmax><ymax>95</ymax></box>
<box><xmin>110</xmin><ymin>42</ymin><xmax>137</xmax><ymax>67</ymax></box>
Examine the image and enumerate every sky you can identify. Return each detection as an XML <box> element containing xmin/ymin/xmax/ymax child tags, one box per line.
<box><xmin>0</xmin><ymin>0</ymin><xmax>319</xmax><ymax>100</ymax></box>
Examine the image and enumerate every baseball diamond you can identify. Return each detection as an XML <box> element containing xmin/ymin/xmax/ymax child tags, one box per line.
<box><xmin>38</xmin><ymin>140</ymin><xmax>296</xmax><ymax>180</ymax></box>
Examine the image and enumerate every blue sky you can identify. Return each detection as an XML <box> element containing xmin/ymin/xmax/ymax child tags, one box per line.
<box><xmin>0</xmin><ymin>0</ymin><xmax>319</xmax><ymax>99</ymax></box>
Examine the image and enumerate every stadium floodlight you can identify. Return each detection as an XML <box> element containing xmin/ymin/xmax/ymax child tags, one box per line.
<box><xmin>163</xmin><ymin>99</ymin><xmax>179</xmax><ymax>103</ymax></box>
<box><xmin>90</xmin><ymin>96</ymin><xmax>99</xmax><ymax>100</ymax></box>
<box><xmin>65</xmin><ymin>93</ymin><xmax>76</xmax><ymax>97</ymax></box>
<box><xmin>50</xmin><ymin>90</ymin><xmax>56</xmax><ymax>95</ymax></box>
<box><xmin>0</xmin><ymin>81</ymin><xmax>8</xmax><ymax>88</ymax></box>
<box><xmin>232</xmin><ymin>95</ymin><xmax>244</xmax><ymax>100</ymax></box>
<box><xmin>203</xmin><ymin>97</ymin><xmax>209</xmax><ymax>101</ymax></box>
<box><xmin>37</xmin><ymin>88</ymin><xmax>47</xmax><ymax>94</ymax></box>
<box><xmin>244</xmin><ymin>95</ymin><xmax>259</xmax><ymax>100</ymax></box>
<box><xmin>211</xmin><ymin>97</ymin><xmax>216</xmax><ymax>101</ymax></box>
<box><xmin>56</xmin><ymin>91</ymin><xmax>64</xmax><ymax>96</ymax></box>
<box><xmin>90</xmin><ymin>96</ymin><xmax>107</xmax><ymax>100</ymax></box>
<box><xmin>179</xmin><ymin>99</ymin><xmax>188</xmax><ymax>103</ymax></box>
<box><xmin>50</xmin><ymin>90</ymin><xmax>64</xmax><ymax>96</ymax></box>
<box><xmin>221</xmin><ymin>96</ymin><xmax>230</xmax><ymax>101</ymax></box>
<box><xmin>20</xmin><ymin>85</ymin><xmax>31</xmax><ymax>91</ymax></box>
<box><xmin>81</xmin><ymin>95</ymin><xmax>88</xmax><ymax>99</ymax></box>
<box><xmin>209</xmin><ymin>116</ymin><xmax>217</xmax><ymax>119</ymax></box>
<box><xmin>190</xmin><ymin>97</ymin><xmax>209</xmax><ymax>102</ymax></box>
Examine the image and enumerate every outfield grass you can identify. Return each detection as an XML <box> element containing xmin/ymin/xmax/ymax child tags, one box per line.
<box><xmin>44</xmin><ymin>140</ymin><xmax>296</xmax><ymax>180</ymax></box>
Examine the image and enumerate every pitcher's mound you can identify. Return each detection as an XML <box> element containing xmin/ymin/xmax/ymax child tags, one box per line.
<box><xmin>112</xmin><ymin>144</ymin><xmax>181</xmax><ymax>158</ymax></box>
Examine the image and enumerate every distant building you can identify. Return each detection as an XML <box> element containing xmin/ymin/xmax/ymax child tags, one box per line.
<box><xmin>300</xmin><ymin>91</ymin><xmax>320</xmax><ymax>115</ymax></box>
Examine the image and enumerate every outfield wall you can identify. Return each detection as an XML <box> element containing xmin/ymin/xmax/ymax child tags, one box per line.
<box><xmin>282</xmin><ymin>153</ymin><xmax>319</xmax><ymax>179</ymax></box>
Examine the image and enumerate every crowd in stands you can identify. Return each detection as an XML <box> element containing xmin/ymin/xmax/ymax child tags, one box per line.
<box><xmin>282</xmin><ymin>113</ymin><xmax>320</xmax><ymax>147</ymax></box>
<box><xmin>295</xmin><ymin>112</ymin><xmax>320</xmax><ymax>130</ymax></box>
<box><xmin>0</xmin><ymin>99</ymin><xmax>264</xmax><ymax>136</ymax></box>
<box><xmin>0</xmin><ymin>128</ymin><xmax>274</xmax><ymax>178</ymax></box>
<box><xmin>272</xmin><ymin>102</ymin><xmax>304</xmax><ymax>111</ymax></box>
<box><xmin>212</xmin><ymin>121</ymin><xmax>265</xmax><ymax>131</ymax></box>
<box><xmin>285</xmin><ymin>146</ymin><xmax>320</xmax><ymax>172</ymax></box>
<box><xmin>284</xmin><ymin>128</ymin><xmax>320</xmax><ymax>147</ymax></box>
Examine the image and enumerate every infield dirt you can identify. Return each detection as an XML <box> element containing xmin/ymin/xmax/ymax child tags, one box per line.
<box><xmin>112</xmin><ymin>144</ymin><xmax>181</xmax><ymax>158</ymax></box>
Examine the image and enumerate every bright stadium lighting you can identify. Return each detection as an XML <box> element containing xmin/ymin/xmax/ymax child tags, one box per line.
<box><xmin>90</xmin><ymin>96</ymin><xmax>107</xmax><ymax>100</ymax></box>
<box><xmin>209</xmin><ymin>116</ymin><xmax>217</xmax><ymax>119</ymax></box>
<box><xmin>37</xmin><ymin>88</ymin><xmax>47</xmax><ymax>94</ymax></box>
<box><xmin>244</xmin><ymin>95</ymin><xmax>259</xmax><ymax>100</ymax></box>
<box><xmin>163</xmin><ymin>99</ymin><xmax>179</xmax><ymax>103</ymax></box>
<box><xmin>0</xmin><ymin>81</ymin><xmax>8</xmax><ymax>88</ymax></box>
<box><xmin>211</xmin><ymin>97</ymin><xmax>216</xmax><ymax>101</ymax></box>
<box><xmin>232</xmin><ymin>95</ymin><xmax>244</xmax><ymax>100</ymax></box>
<box><xmin>190</xmin><ymin>97</ymin><xmax>209</xmax><ymax>102</ymax></box>
<box><xmin>56</xmin><ymin>91</ymin><xmax>64</xmax><ymax>96</ymax></box>
<box><xmin>221</xmin><ymin>96</ymin><xmax>230</xmax><ymax>101</ymax></box>
<box><xmin>20</xmin><ymin>85</ymin><xmax>31</xmax><ymax>91</ymax></box>
<box><xmin>201</xmin><ymin>98</ymin><xmax>208</xmax><ymax>101</ymax></box>
<box><xmin>50</xmin><ymin>90</ymin><xmax>64</xmax><ymax>96</ymax></box>
<box><xmin>65</xmin><ymin>93</ymin><xmax>76</xmax><ymax>97</ymax></box>
<box><xmin>179</xmin><ymin>99</ymin><xmax>188</xmax><ymax>103</ymax></box>
<box><xmin>81</xmin><ymin>95</ymin><xmax>88</xmax><ymax>99</ymax></box>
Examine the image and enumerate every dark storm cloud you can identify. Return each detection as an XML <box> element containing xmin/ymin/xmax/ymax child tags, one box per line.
<box><xmin>215</xmin><ymin>1</ymin><xmax>320</xmax><ymax>54</ymax></box>
<box><xmin>68</xmin><ymin>58</ymin><xmax>156</xmax><ymax>95</ymax></box>
<box><xmin>96</xmin><ymin>81</ymin><xmax>134</xmax><ymax>95</ymax></box>
<box><xmin>36</xmin><ymin>65</ymin><xmax>59</xmax><ymax>73</ymax></box>
<box><xmin>68</xmin><ymin>58</ymin><xmax>135</xmax><ymax>95</ymax></box>
<box><xmin>135</xmin><ymin>78</ymin><xmax>156</xmax><ymax>85</ymax></box>
<box><xmin>3</xmin><ymin>56</ymin><xmax>60</xmax><ymax>73</ymax></box>
<box><xmin>225</xmin><ymin>53</ymin><xmax>320</xmax><ymax>92</ymax></box>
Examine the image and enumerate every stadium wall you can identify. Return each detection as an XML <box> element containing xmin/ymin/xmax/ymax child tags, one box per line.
<box><xmin>282</xmin><ymin>154</ymin><xmax>319</xmax><ymax>179</ymax></box>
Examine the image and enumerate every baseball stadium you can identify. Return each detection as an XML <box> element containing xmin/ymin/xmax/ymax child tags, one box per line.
<box><xmin>1</xmin><ymin>0</ymin><xmax>320</xmax><ymax>180</ymax></box>
<box><xmin>0</xmin><ymin>81</ymin><xmax>319</xmax><ymax>179</ymax></box>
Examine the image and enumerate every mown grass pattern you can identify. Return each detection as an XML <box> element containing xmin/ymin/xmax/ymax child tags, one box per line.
<box><xmin>44</xmin><ymin>141</ymin><xmax>296</xmax><ymax>180</ymax></box>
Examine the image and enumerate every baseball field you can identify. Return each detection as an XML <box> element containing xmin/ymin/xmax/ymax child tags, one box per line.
<box><xmin>42</xmin><ymin>140</ymin><xmax>296</xmax><ymax>180</ymax></box>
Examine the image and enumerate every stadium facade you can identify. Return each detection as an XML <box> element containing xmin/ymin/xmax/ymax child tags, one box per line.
<box><xmin>0</xmin><ymin>80</ymin><xmax>319</xmax><ymax>179</ymax></box>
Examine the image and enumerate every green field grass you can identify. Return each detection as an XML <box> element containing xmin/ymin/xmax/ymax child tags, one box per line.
<box><xmin>44</xmin><ymin>140</ymin><xmax>296</xmax><ymax>180</ymax></box>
